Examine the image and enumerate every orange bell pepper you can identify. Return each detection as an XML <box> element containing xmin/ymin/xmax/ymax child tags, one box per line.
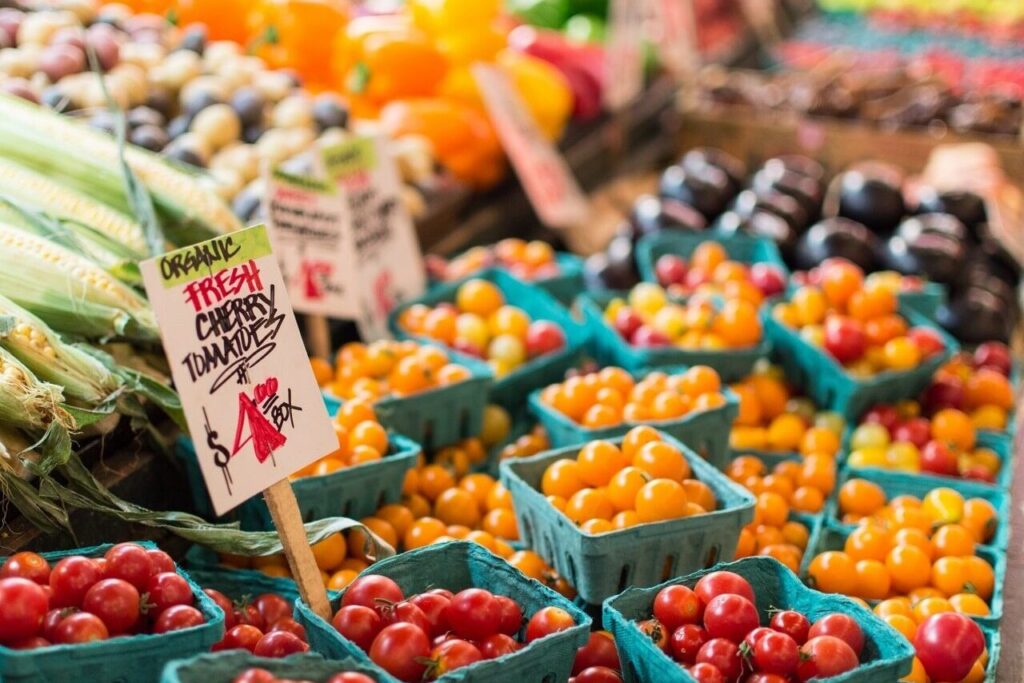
<box><xmin>332</xmin><ymin>16</ymin><xmax>448</xmax><ymax>108</ymax></box>
<box><xmin>173</xmin><ymin>0</ymin><xmax>253</xmax><ymax>43</ymax></box>
<box><xmin>380</xmin><ymin>98</ymin><xmax>505</xmax><ymax>189</ymax></box>
<box><xmin>248</xmin><ymin>0</ymin><xmax>349</xmax><ymax>90</ymax></box>
<box><xmin>409</xmin><ymin>0</ymin><xmax>502</xmax><ymax>35</ymax></box>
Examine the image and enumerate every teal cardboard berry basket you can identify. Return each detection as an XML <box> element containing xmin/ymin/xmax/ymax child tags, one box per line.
<box><xmin>898</xmin><ymin>282</ymin><xmax>946</xmax><ymax>322</ymax></box>
<box><xmin>636</xmin><ymin>231</ymin><xmax>790</xmax><ymax>283</ymax></box>
<box><xmin>428</xmin><ymin>251</ymin><xmax>584</xmax><ymax>307</ymax></box>
<box><xmin>0</xmin><ymin>542</ymin><xmax>224</xmax><ymax>683</ymax></box>
<box><xmin>294</xmin><ymin>541</ymin><xmax>591</xmax><ymax>683</ymax></box>
<box><xmin>500</xmin><ymin>432</ymin><xmax>756</xmax><ymax>605</ymax></box>
<box><xmin>764</xmin><ymin>306</ymin><xmax>958</xmax><ymax>421</ymax></box>
<box><xmin>603</xmin><ymin>556</ymin><xmax>915</xmax><ymax>683</ymax></box>
<box><xmin>161</xmin><ymin>652</ymin><xmax>378</xmax><ymax>683</ymax></box>
<box><xmin>389</xmin><ymin>269</ymin><xmax>590</xmax><ymax>412</ymax></box>
<box><xmin>529</xmin><ymin>373</ymin><xmax>739</xmax><ymax>470</ymax></box>
<box><xmin>578</xmin><ymin>292</ymin><xmax>772</xmax><ymax>382</ymax></box>
<box><xmin>322</xmin><ymin>343</ymin><xmax>493</xmax><ymax>452</ymax></box>
<box><xmin>804</xmin><ymin>521</ymin><xmax>1005</xmax><ymax>630</ymax></box>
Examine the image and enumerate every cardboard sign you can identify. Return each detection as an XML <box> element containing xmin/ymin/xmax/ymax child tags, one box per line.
<box><xmin>604</xmin><ymin>0</ymin><xmax>649</xmax><ymax>110</ymax></box>
<box><xmin>653</xmin><ymin>0</ymin><xmax>700</xmax><ymax>81</ymax></box>
<box><xmin>473</xmin><ymin>64</ymin><xmax>590</xmax><ymax>230</ymax></box>
<box><xmin>321</xmin><ymin>135</ymin><xmax>426</xmax><ymax>341</ymax></box>
<box><xmin>140</xmin><ymin>225</ymin><xmax>339</xmax><ymax>515</ymax></box>
<box><xmin>264</xmin><ymin>167</ymin><xmax>361</xmax><ymax>320</ymax></box>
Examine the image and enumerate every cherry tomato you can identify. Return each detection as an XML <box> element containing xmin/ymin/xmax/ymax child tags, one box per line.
<box><xmin>574</xmin><ymin>631</ymin><xmax>620</xmax><ymax>673</ymax></box>
<box><xmin>744</xmin><ymin>675</ymin><xmax>789</xmax><ymax>683</ymax></box>
<box><xmin>1</xmin><ymin>552</ymin><xmax>50</xmax><ymax>584</ymax></box>
<box><xmin>687</xmin><ymin>662</ymin><xmax>724</xmax><ymax>683</ymax></box>
<box><xmin>430</xmin><ymin>638</ymin><xmax>483</xmax><ymax>676</ymax></box>
<box><xmin>216</xmin><ymin>624</ymin><xmax>264</xmax><ymax>652</ymax></box>
<box><xmin>146</xmin><ymin>573</ymin><xmax>192</xmax><ymax>616</ymax></box>
<box><xmin>253</xmin><ymin>593</ymin><xmax>292</xmax><ymax>628</ymax></box>
<box><xmin>381</xmin><ymin>601</ymin><xmax>431</xmax><ymax>635</ymax></box>
<box><xmin>153</xmin><ymin>605</ymin><xmax>205</xmax><ymax>634</ymax></box>
<box><xmin>913</xmin><ymin>613</ymin><xmax>985</xmax><ymax>683</ymax></box>
<box><xmin>253</xmin><ymin>630</ymin><xmax>309</xmax><ymax>658</ymax></box>
<box><xmin>796</xmin><ymin>635</ymin><xmax>859</xmax><ymax>682</ymax></box>
<box><xmin>769</xmin><ymin>610</ymin><xmax>810</xmax><ymax>644</ymax></box>
<box><xmin>269</xmin><ymin>618</ymin><xmax>307</xmax><ymax>641</ymax></box>
<box><xmin>341</xmin><ymin>576</ymin><xmax>404</xmax><ymax>612</ymax></box>
<box><xmin>696</xmin><ymin>638</ymin><xmax>742</xmax><ymax>681</ymax></box>
<box><xmin>703</xmin><ymin>594</ymin><xmax>759</xmax><ymax>643</ymax></box>
<box><xmin>407</xmin><ymin>593</ymin><xmax>451</xmax><ymax>638</ymax></box>
<box><xmin>654</xmin><ymin>584</ymin><xmax>702</xmax><ymax>632</ymax></box>
<box><xmin>478</xmin><ymin>632</ymin><xmax>520</xmax><ymax>659</ymax></box>
<box><xmin>145</xmin><ymin>550</ymin><xmax>176</xmax><ymax>575</ymax></box>
<box><xmin>742</xmin><ymin>626</ymin><xmax>775</xmax><ymax>651</ymax></box>
<box><xmin>49</xmin><ymin>556</ymin><xmax>101</xmax><ymax>608</ymax></box>
<box><xmin>669</xmin><ymin>623</ymin><xmax>708</xmax><ymax>665</ymax></box>
<box><xmin>326</xmin><ymin>674</ymin><xmax>376</xmax><ymax>683</ymax></box>
<box><xmin>204</xmin><ymin>588</ymin><xmax>237</xmax><ymax>630</ymax></box>
<box><xmin>495</xmin><ymin>595</ymin><xmax>523</xmax><ymax>636</ymax></box>
<box><xmin>237</xmin><ymin>603</ymin><xmax>266</xmax><ymax>631</ymax></box>
<box><xmin>694</xmin><ymin>571</ymin><xmax>755</xmax><ymax>606</ymax></box>
<box><xmin>0</xmin><ymin>577</ymin><xmax>49</xmax><ymax>642</ymax></box>
<box><xmin>232</xmin><ymin>668</ymin><xmax>275</xmax><ymax>683</ymax></box>
<box><xmin>369</xmin><ymin>623</ymin><xmax>431</xmax><ymax>682</ymax></box>
<box><xmin>331</xmin><ymin>605</ymin><xmax>383</xmax><ymax>652</ymax></box>
<box><xmin>42</xmin><ymin>607</ymin><xmax>76</xmax><ymax>641</ymax></box>
<box><xmin>637</xmin><ymin>618</ymin><xmax>667</xmax><ymax>652</ymax></box>
<box><xmin>426</xmin><ymin>588</ymin><xmax>454</xmax><ymax>600</ymax></box>
<box><xmin>807</xmin><ymin>614</ymin><xmax>864</xmax><ymax>656</ymax></box>
<box><xmin>8</xmin><ymin>636</ymin><xmax>50</xmax><ymax>649</ymax></box>
<box><xmin>754</xmin><ymin>631</ymin><xmax>800</xmax><ymax>675</ymax></box>
<box><xmin>53</xmin><ymin>612</ymin><xmax>109</xmax><ymax>644</ymax></box>
<box><xmin>104</xmin><ymin>543</ymin><xmax>154</xmax><ymax>591</ymax></box>
<box><xmin>82</xmin><ymin>578</ymin><xmax>140</xmax><ymax>634</ymax></box>
<box><xmin>444</xmin><ymin>589</ymin><xmax>501</xmax><ymax>640</ymax></box>
<box><xmin>574</xmin><ymin>666</ymin><xmax>622</xmax><ymax>683</ymax></box>
<box><xmin>525</xmin><ymin>606</ymin><xmax>576</xmax><ymax>643</ymax></box>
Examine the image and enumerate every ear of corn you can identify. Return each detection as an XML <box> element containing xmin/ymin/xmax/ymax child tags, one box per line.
<box><xmin>0</xmin><ymin>93</ymin><xmax>242</xmax><ymax>245</ymax></box>
<box><xmin>0</xmin><ymin>221</ymin><xmax>157</xmax><ymax>340</ymax></box>
<box><xmin>0</xmin><ymin>424</ymin><xmax>38</xmax><ymax>479</ymax></box>
<box><xmin>0</xmin><ymin>346</ymin><xmax>71</xmax><ymax>434</ymax></box>
<box><xmin>0</xmin><ymin>294</ymin><xmax>123</xmax><ymax>407</ymax></box>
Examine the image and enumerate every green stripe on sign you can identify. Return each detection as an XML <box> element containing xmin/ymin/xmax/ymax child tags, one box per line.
<box><xmin>156</xmin><ymin>224</ymin><xmax>272</xmax><ymax>287</ymax></box>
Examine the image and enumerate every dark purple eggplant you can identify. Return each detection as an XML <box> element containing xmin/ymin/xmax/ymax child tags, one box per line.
<box><xmin>837</xmin><ymin>169</ymin><xmax>905</xmax><ymax>235</ymax></box>
<box><xmin>659</xmin><ymin>164</ymin><xmax>732</xmax><ymax>221</ymax></box>
<box><xmin>796</xmin><ymin>217</ymin><xmax>881</xmax><ymax>272</ymax></box>
<box><xmin>628</xmin><ymin>194</ymin><xmax>706</xmax><ymax>239</ymax></box>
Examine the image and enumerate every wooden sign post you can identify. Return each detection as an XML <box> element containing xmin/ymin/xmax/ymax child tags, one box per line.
<box><xmin>140</xmin><ymin>225</ymin><xmax>341</xmax><ymax>620</ymax></box>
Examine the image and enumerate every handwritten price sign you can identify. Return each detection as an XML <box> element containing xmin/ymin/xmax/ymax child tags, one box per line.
<box><xmin>264</xmin><ymin>168</ymin><xmax>361</xmax><ymax>320</ymax></box>
<box><xmin>141</xmin><ymin>226</ymin><xmax>338</xmax><ymax>515</ymax></box>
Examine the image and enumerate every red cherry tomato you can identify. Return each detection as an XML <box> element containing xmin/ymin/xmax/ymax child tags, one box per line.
<box><xmin>408</xmin><ymin>592</ymin><xmax>451</xmax><ymax>637</ymax></box>
<box><xmin>153</xmin><ymin>605</ymin><xmax>205</xmax><ymax>634</ymax></box>
<box><xmin>203</xmin><ymin>589</ymin><xmax>237</xmax><ymax>630</ymax></box>
<box><xmin>913</xmin><ymin>613</ymin><xmax>985</xmax><ymax>683</ymax></box>
<box><xmin>145</xmin><ymin>549</ymin><xmax>176</xmax><ymax>575</ymax></box>
<box><xmin>103</xmin><ymin>543</ymin><xmax>154</xmax><ymax>591</ymax></box>
<box><xmin>8</xmin><ymin>636</ymin><xmax>50</xmax><ymax>649</ymax></box>
<box><xmin>217</xmin><ymin>624</ymin><xmax>264</xmax><ymax>652</ymax></box>
<box><xmin>574</xmin><ymin>666</ymin><xmax>622</xmax><ymax>683</ymax></box>
<box><xmin>146</xmin><ymin>573</ymin><xmax>193</xmax><ymax>615</ymax></box>
<box><xmin>478</xmin><ymin>632</ymin><xmax>520</xmax><ymax>659</ymax></box>
<box><xmin>696</xmin><ymin>638</ymin><xmax>742</xmax><ymax>681</ymax></box>
<box><xmin>233</xmin><ymin>669</ymin><xmax>275</xmax><ymax>683</ymax></box>
<box><xmin>253</xmin><ymin>630</ymin><xmax>309</xmax><ymax>658</ymax></box>
<box><xmin>82</xmin><ymin>578</ymin><xmax>140</xmax><ymax>634</ymax></box>
<box><xmin>703</xmin><ymin>594</ymin><xmax>759</xmax><ymax>643</ymax></box>
<box><xmin>653</xmin><ymin>584</ymin><xmax>702</xmax><ymax>631</ymax></box>
<box><xmin>694</xmin><ymin>571</ymin><xmax>755</xmax><ymax>606</ymax></box>
<box><xmin>49</xmin><ymin>556</ymin><xmax>102</xmax><ymax>608</ymax></box>
<box><xmin>445</xmin><ymin>589</ymin><xmax>502</xmax><ymax>640</ymax></box>
<box><xmin>341</xmin><ymin>576</ymin><xmax>404</xmax><ymax>612</ymax></box>
<box><xmin>53</xmin><ymin>612</ymin><xmax>109</xmax><ymax>644</ymax></box>
<box><xmin>688</xmin><ymin>662</ymin><xmax>725</xmax><ymax>683</ymax></box>
<box><xmin>1</xmin><ymin>552</ymin><xmax>51</xmax><ymax>584</ymax></box>
<box><xmin>744</xmin><ymin>675</ymin><xmax>790</xmax><ymax>683</ymax></box>
<box><xmin>269</xmin><ymin>617</ymin><xmax>307</xmax><ymax>641</ymax></box>
<box><xmin>326</xmin><ymin>674</ymin><xmax>376</xmax><ymax>683</ymax></box>
<box><xmin>669</xmin><ymin>623</ymin><xmax>708</xmax><ymax>665</ymax></box>
<box><xmin>495</xmin><ymin>595</ymin><xmax>523</xmax><ymax>636</ymax></box>
<box><xmin>574</xmin><ymin>631</ymin><xmax>620</xmax><ymax>674</ymax></box>
<box><xmin>754</xmin><ymin>631</ymin><xmax>800</xmax><ymax>675</ymax></box>
<box><xmin>429</xmin><ymin>638</ymin><xmax>484</xmax><ymax>676</ymax></box>
<box><xmin>743</xmin><ymin>626</ymin><xmax>775</xmax><ymax>651</ymax></box>
<box><xmin>237</xmin><ymin>603</ymin><xmax>265</xmax><ymax>631</ymax></box>
<box><xmin>369</xmin><ymin>623</ymin><xmax>430</xmax><ymax>682</ymax></box>
<box><xmin>769</xmin><ymin>610</ymin><xmax>810</xmax><ymax>644</ymax></box>
<box><xmin>808</xmin><ymin>614</ymin><xmax>864</xmax><ymax>656</ymax></box>
<box><xmin>636</xmin><ymin>618</ymin><xmax>668</xmax><ymax>652</ymax></box>
<box><xmin>381</xmin><ymin>601</ymin><xmax>431</xmax><ymax>636</ymax></box>
<box><xmin>331</xmin><ymin>605</ymin><xmax>383</xmax><ymax>652</ymax></box>
<box><xmin>426</xmin><ymin>588</ymin><xmax>454</xmax><ymax>600</ymax></box>
<box><xmin>253</xmin><ymin>593</ymin><xmax>292</xmax><ymax>628</ymax></box>
<box><xmin>0</xmin><ymin>577</ymin><xmax>49</xmax><ymax>642</ymax></box>
<box><xmin>796</xmin><ymin>635</ymin><xmax>859</xmax><ymax>682</ymax></box>
<box><xmin>42</xmin><ymin>607</ymin><xmax>75</xmax><ymax>641</ymax></box>
<box><xmin>525</xmin><ymin>606</ymin><xmax>576</xmax><ymax>643</ymax></box>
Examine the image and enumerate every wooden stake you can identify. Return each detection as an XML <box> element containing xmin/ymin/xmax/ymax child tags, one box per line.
<box><xmin>263</xmin><ymin>478</ymin><xmax>333</xmax><ymax>621</ymax></box>
<box><xmin>304</xmin><ymin>315</ymin><xmax>332</xmax><ymax>361</ymax></box>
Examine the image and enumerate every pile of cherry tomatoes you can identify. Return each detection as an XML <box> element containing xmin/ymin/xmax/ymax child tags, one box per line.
<box><xmin>232</xmin><ymin>669</ymin><xmax>371</xmax><ymax>683</ymax></box>
<box><xmin>204</xmin><ymin>589</ymin><xmax>308</xmax><ymax>658</ymax></box>
<box><xmin>651</xmin><ymin>241</ymin><xmax>787</xmax><ymax>301</ymax></box>
<box><xmin>426</xmin><ymin>239</ymin><xmax>566</xmax><ymax>283</ymax></box>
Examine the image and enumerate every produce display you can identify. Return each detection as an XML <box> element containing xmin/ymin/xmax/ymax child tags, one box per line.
<box><xmin>205</xmin><ymin>589</ymin><xmax>310</xmax><ymax>658</ymax></box>
<box><xmin>232</xmin><ymin>669</ymin><xmax>371</xmax><ymax>683</ymax></box>
<box><xmin>426</xmin><ymin>238</ymin><xmax>567</xmax><ymax>283</ymax></box>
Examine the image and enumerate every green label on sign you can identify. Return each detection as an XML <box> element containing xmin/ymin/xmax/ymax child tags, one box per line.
<box><xmin>323</xmin><ymin>137</ymin><xmax>377</xmax><ymax>179</ymax></box>
<box><xmin>272</xmin><ymin>168</ymin><xmax>336</xmax><ymax>194</ymax></box>
<box><xmin>156</xmin><ymin>224</ymin><xmax>272</xmax><ymax>287</ymax></box>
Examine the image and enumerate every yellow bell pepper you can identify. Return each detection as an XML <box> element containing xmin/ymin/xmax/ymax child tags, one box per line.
<box><xmin>409</xmin><ymin>0</ymin><xmax>502</xmax><ymax>35</ymax></box>
<box><xmin>497</xmin><ymin>50</ymin><xmax>573</xmax><ymax>142</ymax></box>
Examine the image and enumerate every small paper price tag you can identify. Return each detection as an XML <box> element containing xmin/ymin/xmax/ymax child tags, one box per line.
<box><xmin>140</xmin><ymin>225</ymin><xmax>338</xmax><ymax>516</ymax></box>
<box><xmin>473</xmin><ymin>63</ymin><xmax>590</xmax><ymax>230</ymax></box>
<box><xmin>264</xmin><ymin>167</ymin><xmax>361</xmax><ymax>320</ymax></box>
<box><xmin>604</xmin><ymin>0</ymin><xmax>649</xmax><ymax>110</ymax></box>
<box><xmin>321</xmin><ymin>135</ymin><xmax>426</xmax><ymax>341</ymax></box>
